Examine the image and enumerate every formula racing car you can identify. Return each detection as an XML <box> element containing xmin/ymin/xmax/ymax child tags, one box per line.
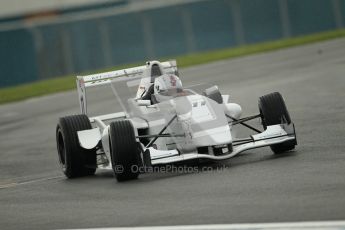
<box><xmin>56</xmin><ymin>60</ymin><xmax>297</xmax><ymax>181</ymax></box>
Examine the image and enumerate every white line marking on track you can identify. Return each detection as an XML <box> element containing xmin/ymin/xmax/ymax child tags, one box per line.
<box><xmin>60</xmin><ymin>221</ymin><xmax>345</xmax><ymax>230</ymax></box>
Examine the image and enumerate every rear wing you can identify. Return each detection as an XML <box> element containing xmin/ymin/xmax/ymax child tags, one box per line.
<box><xmin>76</xmin><ymin>60</ymin><xmax>178</xmax><ymax>114</ymax></box>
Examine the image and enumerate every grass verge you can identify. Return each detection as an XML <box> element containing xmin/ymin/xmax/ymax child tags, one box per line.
<box><xmin>1</xmin><ymin>29</ymin><xmax>345</xmax><ymax>105</ymax></box>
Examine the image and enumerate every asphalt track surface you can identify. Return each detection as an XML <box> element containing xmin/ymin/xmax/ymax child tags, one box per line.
<box><xmin>1</xmin><ymin>38</ymin><xmax>345</xmax><ymax>230</ymax></box>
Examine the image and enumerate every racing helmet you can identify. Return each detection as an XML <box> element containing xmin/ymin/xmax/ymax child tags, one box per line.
<box><xmin>154</xmin><ymin>74</ymin><xmax>183</xmax><ymax>96</ymax></box>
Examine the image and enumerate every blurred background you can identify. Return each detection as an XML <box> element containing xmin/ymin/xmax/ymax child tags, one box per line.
<box><xmin>0</xmin><ymin>0</ymin><xmax>344</xmax><ymax>88</ymax></box>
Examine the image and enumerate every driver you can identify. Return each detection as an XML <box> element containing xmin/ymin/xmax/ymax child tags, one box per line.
<box><xmin>153</xmin><ymin>74</ymin><xmax>185</xmax><ymax>103</ymax></box>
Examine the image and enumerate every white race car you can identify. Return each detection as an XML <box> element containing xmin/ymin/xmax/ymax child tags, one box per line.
<box><xmin>56</xmin><ymin>60</ymin><xmax>297</xmax><ymax>181</ymax></box>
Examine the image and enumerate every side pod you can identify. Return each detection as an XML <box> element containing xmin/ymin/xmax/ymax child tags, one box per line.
<box><xmin>77</xmin><ymin>128</ymin><xmax>102</xmax><ymax>149</ymax></box>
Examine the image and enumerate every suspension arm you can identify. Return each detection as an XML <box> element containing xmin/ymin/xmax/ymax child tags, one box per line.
<box><xmin>226</xmin><ymin>114</ymin><xmax>262</xmax><ymax>133</ymax></box>
<box><xmin>145</xmin><ymin>115</ymin><xmax>177</xmax><ymax>148</ymax></box>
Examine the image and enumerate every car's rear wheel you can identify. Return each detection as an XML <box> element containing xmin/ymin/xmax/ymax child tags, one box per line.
<box><xmin>56</xmin><ymin>114</ymin><xmax>97</xmax><ymax>178</ymax></box>
<box><xmin>109</xmin><ymin>120</ymin><xmax>141</xmax><ymax>182</ymax></box>
<box><xmin>258</xmin><ymin>92</ymin><xmax>296</xmax><ymax>154</ymax></box>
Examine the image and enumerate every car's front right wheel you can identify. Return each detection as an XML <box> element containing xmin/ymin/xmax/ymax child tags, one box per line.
<box><xmin>109</xmin><ymin>120</ymin><xmax>141</xmax><ymax>182</ymax></box>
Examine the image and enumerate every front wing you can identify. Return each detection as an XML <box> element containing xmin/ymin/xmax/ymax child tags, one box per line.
<box><xmin>149</xmin><ymin>123</ymin><xmax>296</xmax><ymax>165</ymax></box>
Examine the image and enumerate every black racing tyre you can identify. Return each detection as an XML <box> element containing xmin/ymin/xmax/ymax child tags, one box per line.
<box><xmin>109</xmin><ymin>120</ymin><xmax>140</xmax><ymax>182</ymax></box>
<box><xmin>56</xmin><ymin>114</ymin><xmax>97</xmax><ymax>178</ymax></box>
<box><xmin>258</xmin><ymin>92</ymin><xmax>296</xmax><ymax>154</ymax></box>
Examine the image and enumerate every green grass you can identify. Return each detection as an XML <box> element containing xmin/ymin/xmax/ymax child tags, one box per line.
<box><xmin>1</xmin><ymin>29</ymin><xmax>345</xmax><ymax>105</ymax></box>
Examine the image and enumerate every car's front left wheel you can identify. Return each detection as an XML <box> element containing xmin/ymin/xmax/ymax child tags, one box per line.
<box><xmin>258</xmin><ymin>92</ymin><xmax>297</xmax><ymax>154</ymax></box>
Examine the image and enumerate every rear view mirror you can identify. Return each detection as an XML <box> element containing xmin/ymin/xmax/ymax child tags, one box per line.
<box><xmin>137</xmin><ymin>100</ymin><xmax>151</xmax><ymax>106</ymax></box>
